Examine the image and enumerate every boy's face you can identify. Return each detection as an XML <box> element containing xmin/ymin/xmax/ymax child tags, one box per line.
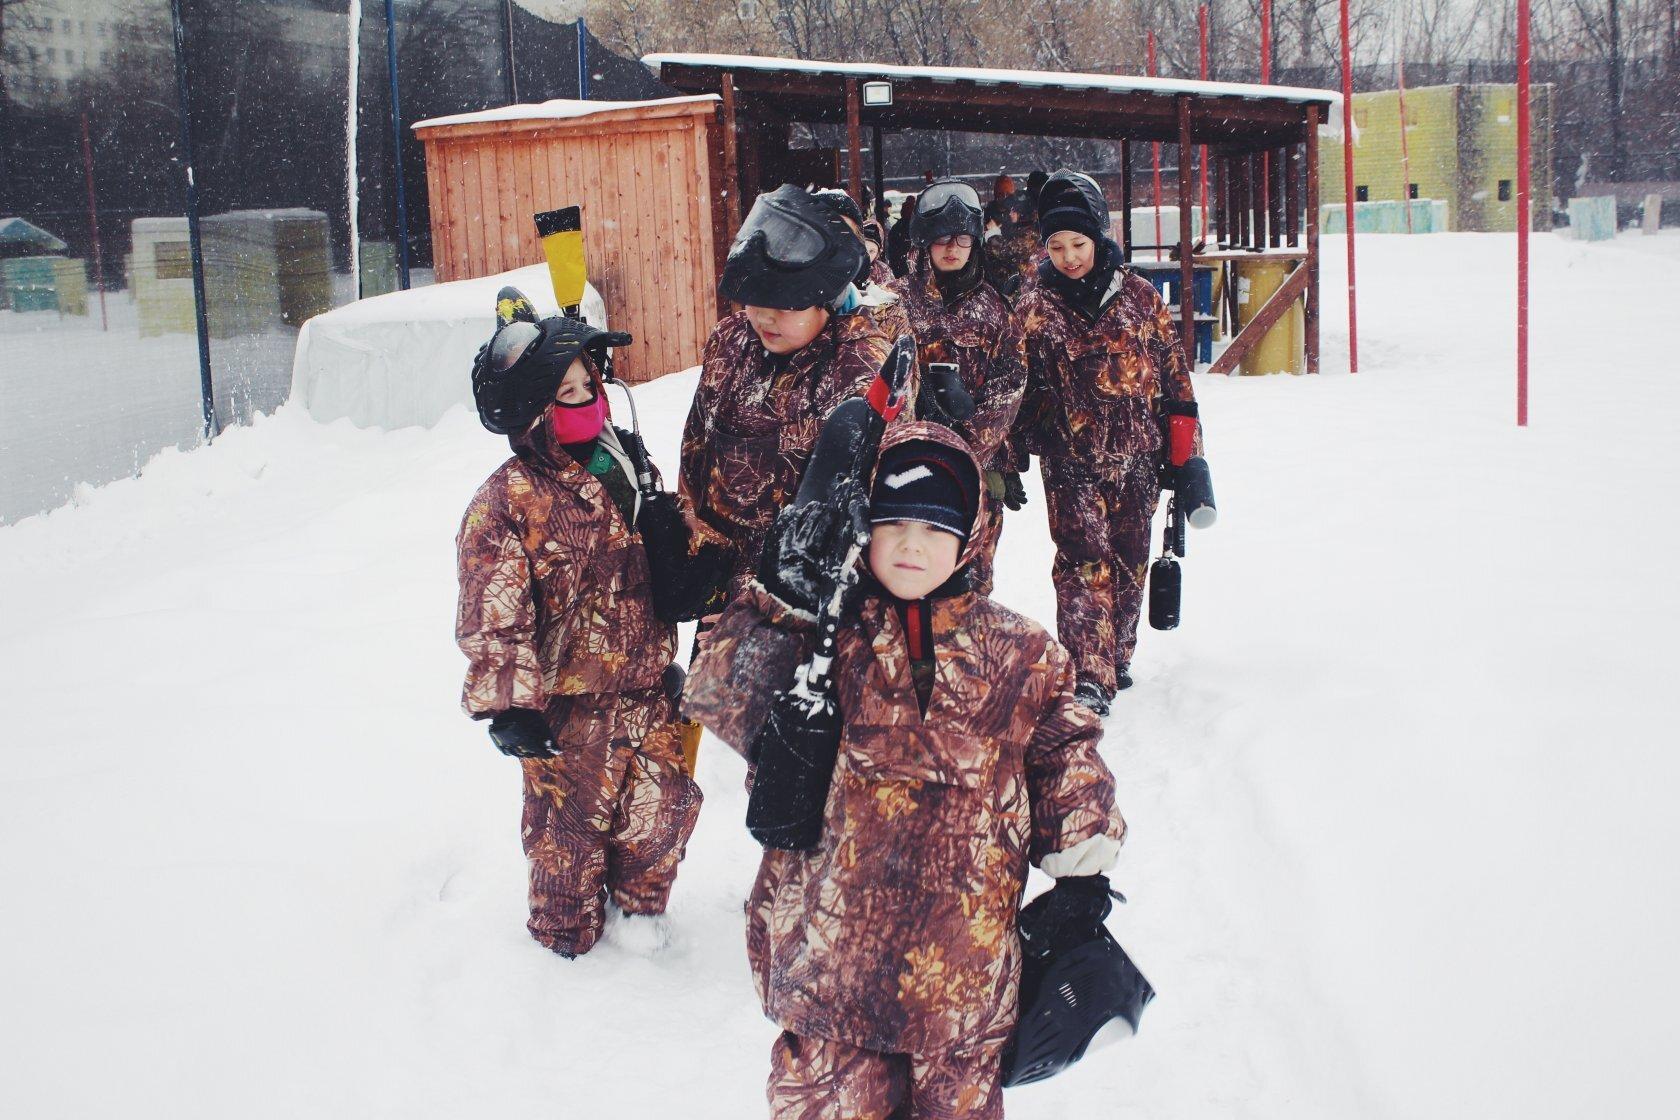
<box><xmin>745</xmin><ymin>304</ymin><xmax>830</xmax><ymax>354</ymax></box>
<box><xmin>1047</xmin><ymin>231</ymin><xmax>1096</xmax><ymax>278</ymax></box>
<box><xmin>931</xmin><ymin>234</ymin><xmax>973</xmax><ymax>273</ymax></box>
<box><xmin>868</xmin><ymin>520</ymin><xmax>962</xmax><ymax>601</ymax></box>
<box><xmin>554</xmin><ymin>357</ymin><xmax>593</xmax><ymax>405</ymax></box>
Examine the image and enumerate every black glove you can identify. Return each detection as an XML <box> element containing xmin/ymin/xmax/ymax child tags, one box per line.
<box><xmin>661</xmin><ymin>662</ymin><xmax>687</xmax><ymax>706</ymax></box>
<box><xmin>636</xmin><ymin>491</ymin><xmax>732</xmax><ymax>623</ymax></box>
<box><xmin>1017</xmin><ymin>874</ymin><xmax>1121</xmax><ymax>957</ymax></box>
<box><xmin>756</xmin><ymin>476</ymin><xmax>871</xmax><ymax>617</ymax></box>
<box><xmin>1001</xmin><ymin>470</ymin><xmax>1029</xmax><ymax>511</ymax></box>
<box><xmin>486</xmin><ymin>708</ymin><xmax>556</xmax><ymax>759</ymax></box>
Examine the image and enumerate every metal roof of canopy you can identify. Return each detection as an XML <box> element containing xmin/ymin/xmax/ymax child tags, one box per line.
<box><xmin>646</xmin><ymin>53</ymin><xmax>1339</xmax><ymax>149</ymax></box>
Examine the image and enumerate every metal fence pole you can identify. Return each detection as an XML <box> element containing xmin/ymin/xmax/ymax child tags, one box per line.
<box><xmin>577</xmin><ymin>19</ymin><xmax>590</xmax><ymax>100</ymax></box>
<box><xmin>385</xmin><ymin>0</ymin><xmax>411</xmax><ymax>288</ymax></box>
<box><xmin>502</xmin><ymin>0</ymin><xmax>518</xmax><ymax>104</ymax></box>
<box><xmin>169</xmin><ymin>0</ymin><xmax>219</xmax><ymax>439</ymax></box>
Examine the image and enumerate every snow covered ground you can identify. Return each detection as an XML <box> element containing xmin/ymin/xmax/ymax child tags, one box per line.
<box><xmin>3</xmin><ymin>231</ymin><xmax>1678</xmax><ymax>1118</ymax></box>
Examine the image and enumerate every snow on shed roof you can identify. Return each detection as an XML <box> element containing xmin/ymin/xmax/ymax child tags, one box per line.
<box><xmin>413</xmin><ymin>95</ymin><xmax>720</xmax><ymax>132</ymax></box>
<box><xmin>0</xmin><ymin>217</ymin><xmax>69</xmax><ymax>254</ymax></box>
<box><xmin>644</xmin><ymin>53</ymin><xmax>1340</xmax><ymax>109</ymax></box>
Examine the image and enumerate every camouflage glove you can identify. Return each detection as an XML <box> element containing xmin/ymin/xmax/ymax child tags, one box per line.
<box><xmin>486</xmin><ymin>708</ymin><xmax>556</xmax><ymax>759</ymax></box>
<box><xmin>756</xmin><ymin>476</ymin><xmax>872</xmax><ymax>617</ymax></box>
<box><xmin>1001</xmin><ymin>470</ymin><xmax>1029</xmax><ymax>511</ymax></box>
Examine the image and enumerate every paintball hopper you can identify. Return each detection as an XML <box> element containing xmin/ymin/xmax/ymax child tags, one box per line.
<box><xmin>720</xmin><ymin>184</ymin><xmax>866</xmax><ymax>311</ymax></box>
<box><xmin>917</xmin><ymin>361</ymin><xmax>976</xmax><ymax>427</ymax></box>
<box><xmin>534</xmin><ymin>206</ymin><xmax>587</xmax><ymax>314</ymax></box>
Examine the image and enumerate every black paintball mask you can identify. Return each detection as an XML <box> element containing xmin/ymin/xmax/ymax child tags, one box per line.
<box><xmin>719</xmin><ymin>184</ymin><xmax>866</xmax><ymax>311</ymax></box>
<box><xmin>910</xmin><ymin>179</ymin><xmax>984</xmax><ymax>248</ymax></box>
<box><xmin>471</xmin><ymin>291</ymin><xmax>630</xmax><ymax>435</ymax></box>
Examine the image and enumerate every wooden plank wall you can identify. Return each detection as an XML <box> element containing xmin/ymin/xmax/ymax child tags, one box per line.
<box><xmin>420</xmin><ymin>105</ymin><xmax>718</xmax><ymax>383</ymax></box>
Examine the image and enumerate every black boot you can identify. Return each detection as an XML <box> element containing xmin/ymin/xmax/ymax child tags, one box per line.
<box><xmin>1115</xmin><ymin>663</ymin><xmax>1133</xmax><ymax>691</ymax></box>
<box><xmin>1073</xmin><ymin>679</ymin><xmax>1113</xmax><ymax>716</ymax></box>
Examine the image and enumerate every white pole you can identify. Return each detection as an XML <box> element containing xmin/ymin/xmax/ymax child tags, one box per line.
<box><xmin>347</xmin><ymin>0</ymin><xmax>362</xmax><ymax>298</ymax></box>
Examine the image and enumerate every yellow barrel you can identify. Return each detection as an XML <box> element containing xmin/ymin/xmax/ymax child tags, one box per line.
<box><xmin>1233</xmin><ymin>257</ymin><xmax>1304</xmax><ymax>376</ymax></box>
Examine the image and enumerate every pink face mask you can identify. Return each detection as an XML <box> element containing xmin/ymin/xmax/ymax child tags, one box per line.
<box><xmin>548</xmin><ymin>390</ymin><xmax>607</xmax><ymax>444</ymax></box>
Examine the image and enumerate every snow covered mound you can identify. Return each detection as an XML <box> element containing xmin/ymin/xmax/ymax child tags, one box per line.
<box><xmin>3</xmin><ymin>231</ymin><xmax>1678</xmax><ymax>1119</ymax></box>
<box><xmin>290</xmin><ymin>266</ymin><xmax>606</xmax><ymax>430</ymax></box>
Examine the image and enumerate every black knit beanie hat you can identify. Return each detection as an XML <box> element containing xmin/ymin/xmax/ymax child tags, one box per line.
<box><xmin>1037</xmin><ymin>169</ymin><xmax>1109</xmax><ymax>243</ymax></box>
<box><xmin>869</xmin><ymin>439</ymin><xmax>979</xmax><ymax>542</ymax></box>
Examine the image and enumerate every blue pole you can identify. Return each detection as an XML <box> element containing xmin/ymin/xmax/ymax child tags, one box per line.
<box><xmin>384</xmin><ymin>0</ymin><xmax>411</xmax><ymax>289</ymax></box>
<box><xmin>169</xmin><ymin>0</ymin><xmax>218</xmax><ymax>440</ymax></box>
<box><xmin>577</xmin><ymin>19</ymin><xmax>589</xmax><ymax>100</ymax></box>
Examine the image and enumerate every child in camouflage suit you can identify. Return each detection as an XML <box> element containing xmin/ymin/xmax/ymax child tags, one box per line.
<box><xmin>685</xmin><ymin>422</ymin><xmax>1125</xmax><ymax>1118</ymax></box>
<box><xmin>681</xmin><ymin>185</ymin><xmax>906</xmax><ymax>605</ymax></box>
<box><xmin>1013</xmin><ymin>169</ymin><xmax>1203</xmax><ymax>711</ymax></box>
<box><xmin>456</xmin><ymin>311</ymin><xmax>704</xmax><ymax>958</ymax></box>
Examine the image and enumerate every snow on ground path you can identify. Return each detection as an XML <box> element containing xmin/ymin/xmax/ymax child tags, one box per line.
<box><xmin>3</xmin><ymin>232</ymin><xmax>1677</xmax><ymax>1118</ymax></box>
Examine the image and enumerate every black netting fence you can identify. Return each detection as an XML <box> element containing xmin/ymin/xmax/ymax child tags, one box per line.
<box><xmin>0</xmin><ymin>0</ymin><xmax>669</xmax><ymax>525</ymax></box>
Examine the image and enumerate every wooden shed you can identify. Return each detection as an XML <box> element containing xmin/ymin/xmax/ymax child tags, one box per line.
<box><xmin>414</xmin><ymin>96</ymin><xmax>721</xmax><ymax>382</ymax></box>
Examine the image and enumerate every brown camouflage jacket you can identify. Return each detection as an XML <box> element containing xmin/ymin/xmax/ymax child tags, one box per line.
<box><xmin>1014</xmin><ymin>265</ymin><xmax>1200</xmax><ymax>466</ymax></box>
<box><xmin>984</xmin><ymin>194</ymin><xmax>1042</xmax><ymax>294</ymax></box>
<box><xmin>456</xmin><ymin>421</ymin><xmax>677</xmax><ymax>716</ymax></box>
<box><xmin>679</xmin><ymin>306</ymin><xmax>898</xmax><ymax>596</ymax></box>
<box><xmin>684</xmin><ymin>422</ymin><xmax>1124</xmax><ymax>1057</ymax></box>
<box><xmin>887</xmin><ymin>263</ymin><xmax>1026</xmax><ymax>469</ymax></box>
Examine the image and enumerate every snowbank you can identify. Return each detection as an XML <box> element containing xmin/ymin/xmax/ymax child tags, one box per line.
<box><xmin>4</xmin><ymin>232</ymin><xmax>1679</xmax><ymax>1118</ymax></box>
<box><xmin>289</xmin><ymin>265</ymin><xmax>606</xmax><ymax>430</ymax></box>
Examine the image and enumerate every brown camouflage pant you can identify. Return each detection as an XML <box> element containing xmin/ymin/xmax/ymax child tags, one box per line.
<box><xmin>967</xmin><ymin>493</ymin><xmax>1005</xmax><ymax>598</ymax></box>
<box><xmin>520</xmin><ymin>687</ymin><xmax>702</xmax><ymax>956</ymax></box>
<box><xmin>768</xmin><ymin>1032</ymin><xmax>1004</xmax><ymax>1120</ymax></box>
<box><xmin>1041</xmin><ymin>453</ymin><xmax>1161</xmax><ymax>691</ymax></box>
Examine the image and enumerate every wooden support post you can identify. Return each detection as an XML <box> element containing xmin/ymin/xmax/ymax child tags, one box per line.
<box><xmin>1270</xmin><ymin>148</ymin><xmax>1285</xmax><ymax>247</ymax></box>
<box><xmin>719</xmin><ymin>72</ymin><xmax>742</xmax><ymax>235</ymax></box>
<box><xmin>1242</xmin><ymin>154</ymin><xmax>1255</xmax><ymax>249</ymax></box>
<box><xmin>1177</xmin><ymin>96</ymin><xmax>1195</xmax><ymax>369</ymax></box>
<box><xmin>1285</xmin><ymin>142</ymin><xmax>1301</xmax><ymax>246</ymax></box>
<box><xmin>1218</xmin><ymin>155</ymin><xmax>1231</xmax><ymax>249</ymax></box>
<box><xmin>871</xmin><ymin>124</ymin><xmax>886</xmax><ymax>217</ymax></box>
<box><xmin>1305</xmin><ymin>107</ymin><xmax>1321</xmax><ymax>374</ymax></box>
<box><xmin>1259</xmin><ymin>152</ymin><xmax>1271</xmax><ymax>248</ymax></box>
<box><xmin>845</xmin><ymin>79</ymin><xmax>862</xmax><ymax>204</ymax></box>
<box><xmin>1120</xmin><ymin>138</ymin><xmax>1134</xmax><ymax>262</ymax></box>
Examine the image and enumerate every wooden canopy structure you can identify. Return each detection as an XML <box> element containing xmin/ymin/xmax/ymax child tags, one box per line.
<box><xmin>649</xmin><ymin>54</ymin><xmax>1341</xmax><ymax>375</ymax></box>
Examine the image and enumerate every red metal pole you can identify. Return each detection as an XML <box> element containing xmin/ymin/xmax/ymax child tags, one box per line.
<box><xmin>1398</xmin><ymin>55</ymin><xmax>1413</xmax><ymax>233</ymax></box>
<box><xmin>79</xmin><ymin>112</ymin><xmax>108</xmax><ymax>331</ymax></box>
<box><xmin>1149</xmin><ymin>32</ymin><xmax>1164</xmax><ymax>261</ymax></box>
<box><xmin>1516</xmin><ymin>0</ymin><xmax>1530</xmax><ymax>425</ymax></box>
<box><xmin>1339</xmin><ymin>0</ymin><xmax>1359</xmax><ymax>372</ymax></box>
<box><xmin>1259</xmin><ymin>1</ymin><xmax>1272</xmax><ymax>254</ymax></box>
<box><xmin>1198</xmin><ymin>5</ymin><xmax>1210</xmax><ymax>234</ymax></box>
